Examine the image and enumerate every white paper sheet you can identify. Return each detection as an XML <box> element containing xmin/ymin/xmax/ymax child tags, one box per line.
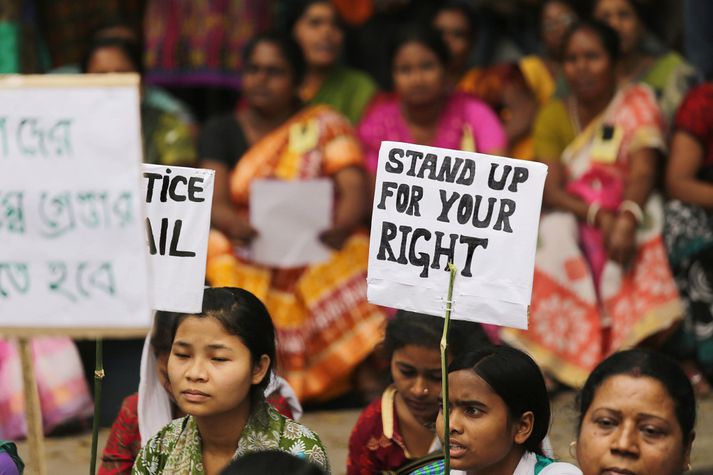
<box><xmin>250</xmin><ymin>179</ymin><xmax>333</xmax><ymax>267</ymax></box>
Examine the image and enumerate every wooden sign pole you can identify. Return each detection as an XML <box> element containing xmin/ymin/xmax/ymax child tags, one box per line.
<box><xmin>18</xmin><ymin>338</ymin><xmax>47</xmax><ymax>475</ymax></box>
<box><xmin>440</xmin><ymin>263</ymin><xmax>457</xmax><ymax>473</ymax></box>
<box><xmin>89</xmin><ymin>339</ymin><xmax>105</xmax><ymax>475</ymax></box>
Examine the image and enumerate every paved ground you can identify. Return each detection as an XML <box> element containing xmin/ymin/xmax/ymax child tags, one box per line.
<box><xmin>15</xmin><ymin>391</ymin><xmax>713</xmax><ymax>474</ymax></box>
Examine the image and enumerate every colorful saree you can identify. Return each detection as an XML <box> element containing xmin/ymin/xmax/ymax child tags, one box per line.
<box><xmin>662</xmin><ymin>83</ymin><xmax>713</xmax><ymax>381</ymax></box>
<box><xmin>205</xmin><ymin>105</ymin><xmax>386</xmax><ymax>402</ymax></box>
<box><xmin>347</xmin><ymin>386</ymin><xmax>440</xmax><ymax>475</ymax></box>
<box><xmin>502</xmin><ymin>84</ymin><xmax>682</xmax><ymax>387</ymax></box>
<box><xmin>304</xmin><ymin>67</ymin><xmax>378</xmax><ymax>124</ymax></box>
<box><xmin>359</xmin><ymin>91</ymin><xmax>506</xmax><ymax>174</ymax></box>
<box><xmin>639</xmin><ymin>51</ymin><xmax>700</xmax><ymax>128</ymax></box>
<box><xmin>132</xmin><ymin>404</ymin><xmax>329</xmax><ymax>475</ymax></box>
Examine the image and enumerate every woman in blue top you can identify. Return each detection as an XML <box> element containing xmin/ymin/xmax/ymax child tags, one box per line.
<box><xmin>410</xmin><ymin>346</ymin><xmax>580</xmax><ymax>475</ymax></box>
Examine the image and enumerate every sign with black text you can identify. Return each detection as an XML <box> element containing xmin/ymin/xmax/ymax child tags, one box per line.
<box><xmin>367</xmin><ymin>141</ymin><xmax>547</xmax><ymax>329</ymax></box>
<box><xmin>143</xmin><ymin>164</ymin><xmax>214</xmax><ymax>313</ymax></box>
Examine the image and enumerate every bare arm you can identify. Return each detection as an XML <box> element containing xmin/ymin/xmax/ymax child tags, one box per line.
<box><xmin>606</xmin><ymin>147</ymin><xmax>659</xmax><ymax>265</ymax></box>
<box><xmin>320</xmin><ymin>166</ymin><xmax>368</xmax><ymax>249</ymax></box>
<box><xmin>201</xmin><ymin>159</ymin><xmax>256</xmax><ymax>245</ymax></box>
<box><xmin>542</xmin><ymin>159</ymin><xmax>590</xmax><ymax>219</ymax></box>
<box><xmin>666</xmin><ymin>131</ymin><xmax>713</xmax><ymax>209</ymax></box>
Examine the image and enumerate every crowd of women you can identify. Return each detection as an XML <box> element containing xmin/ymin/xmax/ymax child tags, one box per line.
<box><xmin>0</xmin><ymin>0</ymin><xmax>712</xmax><ymax>473</ymax></box>
<box><xmin>6</xmin><ymin>286</ymin><xmax>698</xmax><ymax>474</ymax></box>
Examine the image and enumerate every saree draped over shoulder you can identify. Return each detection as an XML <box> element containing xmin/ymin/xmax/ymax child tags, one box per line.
<box><xmin>132</xmin><ymin>404</ymin><xmax>330</xmax><ymax>474</ymax></box>
<box><xmin>205</xmin><ymin>105</ymin><xmax>386</xmax><ymax>402</ymax></box>
<box><xmin>502</xmin><ymin>84</ymin><xmax>682</xmax><ymax>387</ymax></box>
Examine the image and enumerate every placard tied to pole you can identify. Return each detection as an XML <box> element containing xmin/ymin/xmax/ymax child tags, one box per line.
<box><xmin>367</xmin><ymin>141</ymin><xmax>548</xmax><ymax>329</ymax></box>
<box><xmin>0</xmin><ymin>74</ymin><xmax>151</xmax><ymax>335</ymax></box>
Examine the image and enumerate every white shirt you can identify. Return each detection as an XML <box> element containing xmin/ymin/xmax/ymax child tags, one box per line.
<box><xmin>449</xmin><ymin>451</ymin><xmax>582</xmax><ymax>475</ymax></box>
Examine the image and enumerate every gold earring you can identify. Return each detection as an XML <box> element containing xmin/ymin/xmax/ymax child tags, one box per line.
<box><xmin>568</xmin><ymin>440</ymin><xmax>577</xmax><ymax>458</ymax></box>
<box><xmin>686</xmin><ymin>463</ymin><xmax>692</xmax><ymax>472</ymax></box>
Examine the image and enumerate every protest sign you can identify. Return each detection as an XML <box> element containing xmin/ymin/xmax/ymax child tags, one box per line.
<box><xmin>0</xmin><ymin>75</ymin><xmax>151</xmax><ymax>336</ymax></box>
<box><xmin>367</xmin><ymin>141</ymin><xmax>547</xmax><ymax>329</ymax></box>
<box><xmin>143</xmin><ymin>164</ymin><xmax>214</xmax><ymax>313</ymax></box>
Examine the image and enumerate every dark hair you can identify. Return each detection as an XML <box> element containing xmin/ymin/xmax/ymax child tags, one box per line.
<box><xmin>390</xmin><ymin>25</ymin><xmax>451</xmax><ymax>71</ymax></box>
<box><xmin>242</xmin><ymin>31</ymin><xmax>307</xmax><ymax>87</ymax></box>
<box><xmin>80</xmin><ymin>36</ymin><xmax>144</xmax><ymax>75</ymax></box>
<box><xmin>577</xmin><ymin>349</ymin><xmax>696</xmax><ymax>445</ymax></box>
<box><xmin>434</xmin><ymin>1</ymin><xmax>478</xmax><ymax>39</ymax></box>
<box><xmin>150</xmin><ymin>310</ymin><xmax>180</xmax><ymax>357</ymax></box>
<box><xmin>593</xmin><ymin>0</ymin><xmax>653</xmax><ymax>34</ymax></box>
<box><xmin>449</xmin><ymin>346</ymin><xmax>550</xmax><ymax>455</ymax></box>
<box><xmin>220</xmin><ymin>450</ymin><xmax>326</xmax><ymax>475</ymax></box>
<box><xmin>541</xmin><ymin>0</ymin><xmax>586</xmax><ymax>20</ymax></box>
<box><xmin>90</xmin><ymin>18</ymin><xmax>140</xmax><ymax>42</ymax></box>
<box><xmin>561</xmin><ymin>19</ymin><xmax>621</xmax><ymax>63</ymax></box>
<box><xmin>283</xmin><ymin>0</ymin><xmax>343</xmax><ymax>34</ymax></box>
<box><xmin>172</xmin><ymin>287</ymin><xmax>276</xmax><ymax>407</ymax></box>
<box><xmin>384</xmin><ymin>311</ymin><xmax>490</xmax><ymax>362</ymax></box>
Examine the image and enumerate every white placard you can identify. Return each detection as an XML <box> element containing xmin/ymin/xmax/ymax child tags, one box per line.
<box><xmin>250</xmin><ymin>179</ymin><xmax>332</xmax><ymax>267</ymax></box>
<box><xmin>367</xmin><ymin>141</ymin><xmax>547</xmax><ymax>329</ymax></box>
<box><xmin>143</xmin><ymin>164</ymin><xmax>214</xmax><ymax>313</ymax></box>
<box><xmin>0</xmin><ymin>75</ymin><xmax>151</xmax><ymax>330</ymax></box>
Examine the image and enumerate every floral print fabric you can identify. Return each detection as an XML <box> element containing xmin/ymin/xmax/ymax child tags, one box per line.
<box><xmin>132</xmin><ymin>404</ymin><xmax>329</xmax><ymax>474</ymax></box>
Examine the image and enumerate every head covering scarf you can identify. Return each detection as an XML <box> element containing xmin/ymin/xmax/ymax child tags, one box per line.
<box><xmin>137</xmin><ymin>314</ymin><xmax>303</xmax><ymax>445</ymax></box>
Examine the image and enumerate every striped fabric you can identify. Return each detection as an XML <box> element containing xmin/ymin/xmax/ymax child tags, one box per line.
<box><xmin>206</xmin><ymin>105</ymin><xmax>386</xmax><ymax>402</ymax></box>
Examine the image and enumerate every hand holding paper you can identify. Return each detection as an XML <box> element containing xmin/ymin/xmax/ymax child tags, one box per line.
<box><xmin>250</xmin><ymin>179</ymin><xmax>333</xmax><ymax>268</ymax></box>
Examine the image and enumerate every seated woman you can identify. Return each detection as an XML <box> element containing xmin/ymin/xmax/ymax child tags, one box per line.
<box><xmin>575</xmin><ymin>349</ymin><xmax>695</xmax><ymax>475</ymax></box>
<box><xmin>287</xmin><ymin>0</ymin><xmax>378</xmax><ymax>123</ymax></box>
<box><xmin>593</xmin><ymin>0</ymin><xmax>699</xmax><ymax>124</ymax></box>
<box><xmin>663</xmin><ymin>81</ymin><xmax>713</xmax><ymax>395</ymax></box>
<box><xmin>81</xmin><ymin>37</ymin><xmax>197</xmax><ymax>167</ymax></box>
<box><xmin>500</xmin><ymin>21</ymin><xmax>681</xmax><ymax>388</ymax></box>
<box><xmin>518</xmin><ymin>0</ymin><xmax>579</xmax><ymax>104</ymax></box>
<box><xmin>132</xmin><ymin>287</ymin><xmax>329</xmax><ymax>474</ymax></box>
<box><xmin>459</xmin><ymin>0</ymin><xmax>578</xmax><ymax>105</ymax></box>
<box><xmin>432</xmin><ymin>1</ymin><xmax>478</xmax><ymax>88</ymax></box>
<box><xmin>460</xmin><ymin>63</ymin><xmax>541</xmax><ymax>161</ymax></box>
<box><xmin>358</xmin><ymin>27</ymin><xmax>506</xmax><ymax>177</ymax></box>
<box><xmin>99</xmin><ymin>311</ymin><xmax>301</xmax><ymax>475</ymax></box>
<box><xmin>201</xmin><ymin>32</ymin><xmax>385</xmax><ymax>402</ymax></box>
<box><xmin>347</xmin><ymin>311</ymin><xmax>489</xmax><ymax>474</ymax></box>
<box><xmin>457</xmin><ymin>1</ymin><xmax>579</xmax><ymax>162</ymax></box>
<box><xmin>431</xmin><ymin>3</ymin><xmax>539</xmax><ymax>161</ymax></box>
<box><xmin>410</xmin><ymin>346</ymin><xmax>581</xmax><ymax>475</ymax></box>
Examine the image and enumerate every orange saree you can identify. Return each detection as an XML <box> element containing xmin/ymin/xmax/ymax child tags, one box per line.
<box><xmin>206</xmin><ymin>105</ymin><xmax>386</xmax><ymax>401</ymax></box>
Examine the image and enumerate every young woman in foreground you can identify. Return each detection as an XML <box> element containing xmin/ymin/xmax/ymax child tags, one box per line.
<box><xmin>132</xmin><ymin>287</ymin><xmax>329</xmax><ymax>475</ymax></box>
<box><xmin>410</xmin><ymin>347</ymin><xmax>580</xmax><ymax>475</ymax></box>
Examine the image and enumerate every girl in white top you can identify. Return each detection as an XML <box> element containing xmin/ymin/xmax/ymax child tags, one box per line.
<box><xmin>410</xmin><ymin>346</ymin><xmax>581</xmax><ymax>475</ymax></box>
